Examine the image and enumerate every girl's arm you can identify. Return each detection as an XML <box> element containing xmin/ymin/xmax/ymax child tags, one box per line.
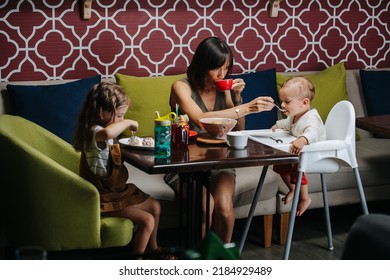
<box><xmin>95</xmin><ymin>119</ymin><xmax>138</xmax><ymax>142</ymax></box>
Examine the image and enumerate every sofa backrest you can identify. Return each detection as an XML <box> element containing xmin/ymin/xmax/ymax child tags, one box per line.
<box><xmin>0</xmin><ymin>114</ymin><xmax>80</xmax><ymax>174</ymax></box>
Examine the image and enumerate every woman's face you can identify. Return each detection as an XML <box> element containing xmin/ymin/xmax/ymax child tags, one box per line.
<box><xmin>207</xmin><ymin>59</ymin><xmax>230</xmax><ymax>83</ymax></box>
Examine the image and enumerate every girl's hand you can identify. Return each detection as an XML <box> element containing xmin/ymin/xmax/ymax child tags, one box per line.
<box><xmin>128</xmin><ymin>120</ymin><xmax>139</xmax><ymax>133</ymax></box>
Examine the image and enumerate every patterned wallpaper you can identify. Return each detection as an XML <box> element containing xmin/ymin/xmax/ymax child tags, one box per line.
<box><xmin>0</xmin><ymin>0</ymin><xmax>389</xmax><ymax>81</ymax></box>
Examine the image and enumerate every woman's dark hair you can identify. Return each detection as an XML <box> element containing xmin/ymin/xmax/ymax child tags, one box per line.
<box><xmin>187</xmin><ymin>37</ymin><xmax>233</xmax><ymax>90</ymax></box>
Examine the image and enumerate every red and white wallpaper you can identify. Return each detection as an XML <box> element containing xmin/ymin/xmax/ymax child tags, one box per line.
<box><xmin>0</xmin><ymin>0</ymin><xmax>389</xmax><ymax>81</ymax></box>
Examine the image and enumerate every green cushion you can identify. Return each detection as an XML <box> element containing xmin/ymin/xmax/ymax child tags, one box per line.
<box><xmin>100</xmin><ymin>217</ymin><xmax>134</xmax><ymax>248</ymax></box>
<box><xmin>115</xmin><ymin>73</ymin><xmax>186</xmax><ymax>137</ymax></box>
<box><xmin>276</xmin><ymin>63</ymin><xmax>348</xmax><ymax>123</ymax></box>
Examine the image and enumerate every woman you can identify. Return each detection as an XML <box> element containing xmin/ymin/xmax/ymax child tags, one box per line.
<box><xmin>165</xmin><ymin>37</ymin><xmax>274</xmax><ymax>243</ymax></box>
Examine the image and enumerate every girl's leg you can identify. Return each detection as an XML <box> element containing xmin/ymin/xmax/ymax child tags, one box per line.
<box><xmin>108</xmin><ymin>204</ymin><xmax>155</xmax><ymax>256</ymax></box>
<box><xmin>210</xmin><ymin>173</ymin><xmax>235</xmax><ymax>243</ymax></box>
<box><xmin>131</xmin><ymin>197</ymin><xmax>161</xmax><ymax>251</ymax></box>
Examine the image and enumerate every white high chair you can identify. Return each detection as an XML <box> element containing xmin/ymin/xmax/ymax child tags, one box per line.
<box><xmin>283</xmin><ymin>100</ymin><xmax>369</xmax><ymax>260</ymax></box>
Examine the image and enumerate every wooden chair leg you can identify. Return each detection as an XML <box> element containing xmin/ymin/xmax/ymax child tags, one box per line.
<box><xmin>279</xmin><ymin>212</ymin><xmax>290</xmax><ymax>246</ymax></box>
<box><xmin>263</xmin><ymin>214</ymin><xmax>273</xmax><ymax>248</ymax></box>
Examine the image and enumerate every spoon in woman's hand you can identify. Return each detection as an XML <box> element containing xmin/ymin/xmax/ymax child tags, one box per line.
<box><xmin>273</xmin><ymin>103</ymin><xmax>286</xmax><ymax>112</ymax></box>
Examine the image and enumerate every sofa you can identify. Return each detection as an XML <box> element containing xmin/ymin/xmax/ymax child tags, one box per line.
<box><xmin>0</xmin><ymin>114</ymin><xmax>134</xmax><ymax>252</ymax></box>
<box><xmin>0</xmin><ymin>74</ymin><xmax>279</xmax><ymax>249</ymax></box>
<box><xmin>1</xmin><ymin>63</ymin><xmax>390</xmax><ymax>250</ymax></box>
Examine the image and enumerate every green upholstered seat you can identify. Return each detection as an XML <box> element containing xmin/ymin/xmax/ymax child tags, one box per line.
<box><xmin>0</xmin><ymin>115</ymin><xmax>133</xmax><ymax>251</ymax></box>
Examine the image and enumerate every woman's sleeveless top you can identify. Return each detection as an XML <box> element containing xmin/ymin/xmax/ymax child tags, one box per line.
<box><xmin>174</xmin><ymin>78</ymin><xmax>227</xmax><ymax>133</ymax></box>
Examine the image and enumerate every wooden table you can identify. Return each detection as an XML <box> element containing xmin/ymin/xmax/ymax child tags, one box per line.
<box><xmin>356</xmin><ymin>115</ymin><xmax>390</xmax><ymax>138</ymax></box>
<box><xmin>121</xmin><ymin>139</ymin><xmax>298</xmax><ymax>252</ymax></box>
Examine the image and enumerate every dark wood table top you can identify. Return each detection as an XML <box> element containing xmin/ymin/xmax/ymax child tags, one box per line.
<box><xmin>356</xmin><ymin>114</ymin><xmax>390</xmax><ymax>138</ymax></box>
<box><xmin>121</xmin><ymin>139</ymin><xmax>298</xmax><ymax>174</ymax></box>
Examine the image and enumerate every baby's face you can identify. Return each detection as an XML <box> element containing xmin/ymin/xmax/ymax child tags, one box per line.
<box><xmin>279</xmin><ymin>86</ymin><xmax>308</xmax><ymax>117</ymax></box>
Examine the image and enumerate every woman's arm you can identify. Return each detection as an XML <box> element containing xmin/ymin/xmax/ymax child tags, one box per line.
<box><xmin>170</xmin><ymin>80</ymin><xmax>275</xmax><ymax>130</ymax></box>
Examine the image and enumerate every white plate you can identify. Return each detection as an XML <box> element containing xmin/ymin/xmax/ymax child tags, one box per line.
<box><xmin>119</xmin><ymin>138</ymin><xmax>154</xmax><ymax>151</ymax></box>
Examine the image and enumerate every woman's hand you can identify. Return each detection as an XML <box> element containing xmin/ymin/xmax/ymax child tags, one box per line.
<box><xmin>232</xmin><ymin>78</ymin><xmax>245</xmax><ymax>96</ymax></box>
<box><xmin>247</xmin><ymin>96</ymin><xmax>274</xmax><ymax>113</ymax></box>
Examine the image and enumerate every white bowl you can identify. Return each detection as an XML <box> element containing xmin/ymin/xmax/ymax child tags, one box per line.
<box><xmin>200</xmin><ymin>118</ymin><xmax>237</xmax><ymax>139</ymax></box>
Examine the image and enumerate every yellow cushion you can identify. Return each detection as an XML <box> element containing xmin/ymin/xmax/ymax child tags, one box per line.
<box><xmin>115</xmin><ymin>73</ymin><xmax>186</xmax><ymax>137</ymax></box>
<box><xmin>276</xmin><ymin>63</ymin><xmax>348</xmax><ymax>123</ymax></box>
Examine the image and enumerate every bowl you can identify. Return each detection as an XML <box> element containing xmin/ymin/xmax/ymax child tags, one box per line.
<box><xmin>200</xmin><ymin>117</ymin><xmax>237</xmax><ymax>139</ymax></box>
<box><xmin>215</xmin><ymin>79</ymin><xmax>233</xmax><ymax>91</ymax></box>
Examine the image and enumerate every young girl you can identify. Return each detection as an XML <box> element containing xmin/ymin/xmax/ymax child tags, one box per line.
<box><xmin>272</xmin><ymin>77</ymin><xmax>326</xmax><ymax>216</ymax></box>
<box><xmin>73</xmin><ymin>81</ymin><xmax>170</xmax><ymax>259</ymax></box>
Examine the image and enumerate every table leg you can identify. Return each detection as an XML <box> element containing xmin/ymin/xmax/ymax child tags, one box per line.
<box><xmin>238</xmin><ymin>166</ymin><xmax>269</xmax><ymax>255</ymax></box>
<box><xmin>179</xmin><ymin>171</ymin><xmax>211</xmax><ymax>249</ymax></box>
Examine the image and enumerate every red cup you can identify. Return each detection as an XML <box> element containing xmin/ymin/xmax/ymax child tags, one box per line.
<box><xmin>215</xmin><ymin>79</ymin><xmax>233</xmax><ymax>91</ymax></box>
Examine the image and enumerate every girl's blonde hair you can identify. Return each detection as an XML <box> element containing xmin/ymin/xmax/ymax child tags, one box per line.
<box><xmin>73</xmin><ymin>81</ymin><xmax>129</xmax><ymax>151</ymax></box>
<box><xmin>282</xmin><ymin>77</ymin><xmax>315</xmax><ymax>101</ymax></box>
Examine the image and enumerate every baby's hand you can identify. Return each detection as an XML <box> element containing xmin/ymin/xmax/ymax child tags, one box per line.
<box><xmin>271</xmin><ymin>125</ymin><xmax>278</xmax><ymax>132</ymax></box>
<box><xmin>289</xmin><ymin>137</ymin><xmax>307</xmax><ymax>154</ymax></box>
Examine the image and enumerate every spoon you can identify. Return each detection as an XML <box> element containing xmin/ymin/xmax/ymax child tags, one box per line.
<box><xmin>269</xmin><ymin>136</ymin><xmax>283</xmax><ymax>143</ymax></box>
<box><xmin>274</xmin><ymin>103</ymin><xmax>286</xmax><ymax>112</ymax></box>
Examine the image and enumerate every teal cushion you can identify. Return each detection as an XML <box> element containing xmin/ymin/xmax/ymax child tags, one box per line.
<box><xmin>232</xmin><ymin>68</ymin><xmax>278</xmax><ymax>129</ymax></box>
<box><xmin>360</xmin><ymin>70</ymin><xmax>390</xmax><ymax>116</ymax></box>
<box><xmin>6</xmin><ymin>75</ymin><xmax>101</xmax><ymax>143</ymax></box>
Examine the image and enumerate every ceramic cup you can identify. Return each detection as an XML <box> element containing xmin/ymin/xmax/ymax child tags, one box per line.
<box><xmin>226</xmin><ymin>131</ymin><xmax>248</xmax><ymax>149</ymax></box>
<box><xmin>215</xmin><ymin>79</ymin><xmax>233</xmax><ymax>91</ymax></box>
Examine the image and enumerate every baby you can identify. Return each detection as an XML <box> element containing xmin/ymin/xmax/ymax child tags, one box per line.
<box><xmin>272</xmin><ymin>77</ymin><xmax>326</xmax><ymax>216</ymax></box>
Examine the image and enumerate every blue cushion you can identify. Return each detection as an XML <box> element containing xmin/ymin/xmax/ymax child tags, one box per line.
<box><xmin>232</xmin><ymin>68</ymin><xmax>278</xmax><ymax>129</ymax></box>
<box><xmin>360</xmin><ymin>70</ymin><xmax>390</xmax><ymax>116</ymax></box>
<box><xmin>7</xmin><ymin>75</ymin><xmax>101</xmax><ymax>143</ymax></box>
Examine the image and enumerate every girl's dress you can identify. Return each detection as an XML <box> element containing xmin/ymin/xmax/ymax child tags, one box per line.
<box><xmin>80</xmin><ymin>143</ymin><xmax>149</xmax><ymax>212</ymax></box>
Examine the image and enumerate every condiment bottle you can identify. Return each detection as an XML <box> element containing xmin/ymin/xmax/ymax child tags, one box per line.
<box><xmin>171</xmin><ymin>115</ymin><xmax>189</xmax><ymax>148</ymax></box>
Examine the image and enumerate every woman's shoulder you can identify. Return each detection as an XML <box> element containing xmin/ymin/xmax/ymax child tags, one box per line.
<box><xmin>172</xmin><ymin>77</ymin><xmax>189</xmax><ymax>86</ymax></box>
<box><xmin>172</xmin><ymin>78</ymin><xmax>192</xmax><ymax>92</ymax></box>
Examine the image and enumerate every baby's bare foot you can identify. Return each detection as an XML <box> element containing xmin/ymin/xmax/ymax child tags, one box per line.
<box><xmin>296</xmin><ymin>197</ymin><xmax>312</xmax><ymax>216</ymax></box>
<box><xmin>281</xmin><ymin>191</ymin><xmax>294</xmax><ymax>205</ymax></box>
